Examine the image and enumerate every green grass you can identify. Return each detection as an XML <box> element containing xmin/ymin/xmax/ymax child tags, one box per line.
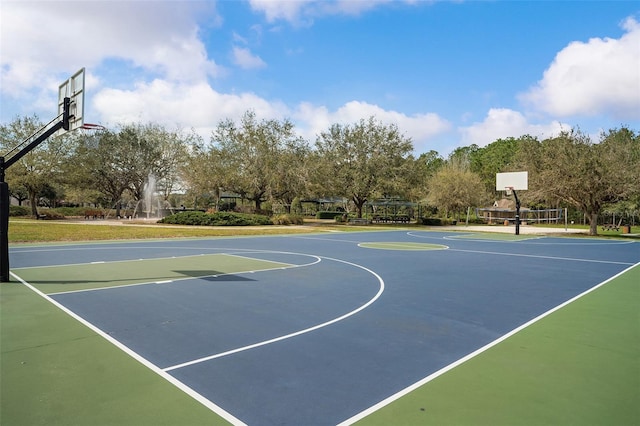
<box><xmin>8</xmin><ymin>218</ymin><xmax>321</xmax><ymax>243</ymax></box>
<box><xmin>356</xmin><ymin>264</ymin><xmax>640</xmax><ymax>425</ymax></box>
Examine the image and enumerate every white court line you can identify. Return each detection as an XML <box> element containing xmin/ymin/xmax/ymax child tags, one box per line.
<box><xmin>9</xmin><ymin>271</ymin><xmax>247</xmax><ymax>426</ymax></box>
<box><xmin>448</xmin><ymin>248</ymin><xmax>635</xmax><ymax>265</ymax></box>
<box><xmin>407</xmin><ymin>231</ymin><xmax>636</xmax><ymax>245</ymax></box>
<box><xmin>46</xmin><ymin>254</ymin><xmax>318</xmax><ymax>296</ymax></box>
<box><xmin>338</xmin><ymin>262</ymin><xmax>640</xmax><ymax>425</ymax></box>
<box><xmin>163</xmin><ymin>255</ymin><xmax>385</xmax><ymax>372</ymax></box>
<box><xmin>12</xmin><ymin>252</ymin><xmax>212</xmax><ymax>270</ymax></box>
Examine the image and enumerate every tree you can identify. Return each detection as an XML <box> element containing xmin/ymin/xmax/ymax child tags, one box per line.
<box><xmin>427</xmin><ymin>158</ymin><xmax>488</xmax><ymax>219</ymax></box>
<box><xmin>9</xmin><ymin>185</ymin><xmax>28</xmax><ymax>205</ymax></box>
<box><xmin>181</xmin><ymin>142</ymin><xmax>225</xmax><ymax>209</ymax></box>
<box><xmin>314</xmin><ymin>116</ymin><xmax>414</xmax><ymax>218</ymax></box>
<box><xmin>409</xmin><ymin>150</ymin><xmax>445</xmax><ymax>201</ymax></box>
<box><xmin>469</xmin><ymin>137</ymin><xmax>525</xmax><ymax>192</ymax></box>
<box><xmin>211</xmin><ymin>111</ymin><xmax>308</xmax><ymax>211</ymax></box>
<box><xmin>0</xmin><ymin>115</ymin><xmax>72</xmax><ymax>216</ymax></box>
<box><xmin>515</xmin><ymin>127</ymin><xmax>638</xmax><ymax>235</ymax></box>
<box><xmin>67</xmin><ymin>123</ymin><xmax>188</xmax><ymax>217</ymax></box>
<box><xmin>67</xmin><ymin>127</ymin><xmax>134</xmax><ymax>216</ymax></box>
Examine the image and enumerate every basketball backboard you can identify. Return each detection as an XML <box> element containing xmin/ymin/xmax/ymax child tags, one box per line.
<box><xmin>496</xmin><ymin>171</ymin><xmax>528</xmax><ymax>191</ymax></box>
<box><xmin>57</xmin><ymin>68</ymin><xmax>85</xmax><ymax>133</ymax></box>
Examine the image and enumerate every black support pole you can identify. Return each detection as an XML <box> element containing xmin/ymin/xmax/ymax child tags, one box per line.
<box><xmin>513</xmin><ymin>189</ymin><xmax>521</xmax><ymax>236</ymax></box>
<box><xmin>0</xmin><ymin>157</ymin><xmax>8</xmax><ymax>281</ymax></box>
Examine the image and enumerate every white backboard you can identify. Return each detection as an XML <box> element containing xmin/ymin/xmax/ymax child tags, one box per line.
<box><xmin>496</xmin><ymin>171</ymin><xmax>528</xmax><ymax>191</ymax></box>
<box><xmin>57</xmin><ymin>68</ymin><xmax>85</xmax><ymax>133</ymax></box>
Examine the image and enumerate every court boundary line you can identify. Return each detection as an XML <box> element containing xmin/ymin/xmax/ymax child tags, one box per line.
<box><xmin>11</xmin><ymin>251</ymin><xmax>241</xmax><ymax>271</ymax></box>
<box><xmin>9</xmin><ymin>271</ymin><xmax>248</xmax><ymax>426</ymax></box>
<box><xmin>407</xmin><ymin>231</ymin><xmax>637</xmax><ymax>245</ymax></box>
<box><xmin>45</xmin><ymin>253</ymin><xmax>318</xmax><ymax>296</ymax></box>
<box><xmin>338</xmin><ymin>262</ymin><xmax>640</xmax><ymax>425</ymax></box>
<box><xmin>448</xmin><ymin>248</ymin><xmax>635</xmax><ymax>265</ymax></box>
<box><xmin>444</xmin><ymin>233</ymin><xmax>544</xmax><ymax>242</ymax></box>
<box><xmin>163</xmin><ymin>254</ymin><xmax>385</xmax><ymax>372</ymax></box>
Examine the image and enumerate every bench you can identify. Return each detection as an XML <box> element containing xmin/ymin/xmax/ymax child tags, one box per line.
<box><xmin>84</xmin><ymin>209</ymin><xmax>105</xmax><ymax>220</ymax></box>
<box><xmin>602</xmin><ymin>219</ymin><xmax>622</xmax><ymax>232</ymax></box>
<box><xmin>36</xmin><ymin>214</ymin><xmax>47</xmax><ymax>220</ymax></box>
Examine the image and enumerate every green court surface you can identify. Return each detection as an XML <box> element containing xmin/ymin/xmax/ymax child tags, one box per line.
<box><xmin>2</xmin><ymin>257</ymin><xmax>638</xmax><ymax>425</ymax></box>
<box><xmin>13</xmin><ymin>254</ymin><xmax>289</xmax><ymax>294</ymax></box>
<box><xmin>355</xmin><ymin>264</ymin><xmax>640</xmax><ymax>425</ymax></box>
<box><xmin>0</xmin><ymin>281</ymin><xmax>227</xmax><ymax>426</ymax></box>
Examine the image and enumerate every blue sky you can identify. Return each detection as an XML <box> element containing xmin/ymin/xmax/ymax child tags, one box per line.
<box><xmin>1</xmin><ymin>1</ymin><xmax>639</xmax><ymax>155</ymax></box>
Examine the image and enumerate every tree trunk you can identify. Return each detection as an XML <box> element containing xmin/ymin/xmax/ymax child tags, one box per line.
<box><xmin>354</xmin><ymin>198</ymin><xmax>366</xmax><ymax>218</ymax></box>
<box><xmin>588</xmin><ymin>212</ymin><xmax>598</xmax><ymax>236</ymax></box>
<box><xmin>29</xmin><ymin>192</ymin><xmax>38</xmax><ymax>217</ymax></box>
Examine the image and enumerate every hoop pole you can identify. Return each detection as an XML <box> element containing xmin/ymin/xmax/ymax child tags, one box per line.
<box><xmin>0</xmin><ymin>157</ymin><xmax>8</xmax><ymax>282</ymax></box>
<box><xmin>512</xmin><ymin>189</ymin><xmax>521</xmax><ymax>235</ymax></box>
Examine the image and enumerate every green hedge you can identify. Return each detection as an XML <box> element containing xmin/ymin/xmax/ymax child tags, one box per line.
<box><xmin>9</xmin><ymin>205</ymin><xmax>30</xmax><ymax>216</ymax></box>
<box><xmin>158</xmin><ymin>211</ymin><xmax>272</xmax><ymax>226</ymax></box>
<box><xmin>420</xmin><ymin>217</ymin><xmax>460</xmax><ymax>226</ymax></box>
<box><xmin>51</xmin><ymin>207</ymin><xmax>87</xmax><ymax>216</ymax></box>
<box><xmin>316</xmin><ymin>211</ymin><xmax>343</xmax><ymax>220</ymax></box>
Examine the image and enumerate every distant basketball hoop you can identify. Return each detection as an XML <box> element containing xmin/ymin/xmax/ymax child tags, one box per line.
<box><xmin>496</xmin><ymin>172</ymin><xmax>528</xmax><ymax>236</ymax></box>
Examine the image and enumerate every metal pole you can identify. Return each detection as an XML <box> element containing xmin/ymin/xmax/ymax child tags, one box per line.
<box><xmin>0</xmin><ymin>157</ymin><xmax>9</xmax><ymax>282</ymax></box>
<box><xmin>513</xmin><ymin>189</ymin><xmax>521</xmax><ymax>236</ymax></box>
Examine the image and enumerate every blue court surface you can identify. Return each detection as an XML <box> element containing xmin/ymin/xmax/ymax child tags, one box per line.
<box><xmin>9</xmin><ymin>230</ymin><xmax>640</xmax><ymax>425</ymax></box>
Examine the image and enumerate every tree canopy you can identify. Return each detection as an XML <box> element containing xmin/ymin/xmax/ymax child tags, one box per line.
<box><xmin>515</xmin><ymin>127</ymin><xmax>639</xmax><ymax>235</ymax></box>
<box><xmin>1</xmin><ymin>111</ymin><xmax>637</xmax><ymax>236</ymax></box>
<box><xmin>313</xmin><ymin>116</ymin><xmax>414</xmax><ymax>218</ymax></box>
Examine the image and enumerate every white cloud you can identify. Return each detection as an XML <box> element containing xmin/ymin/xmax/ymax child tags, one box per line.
<box><xmin>248</xmin><ymin>0</ymin><xmax>313</xmax><ymax>23</ymax></box>
<box><xmin>292</xmin><ymin>100</ymin><xmax>452</xmax><ymax>152</ymax></box>
<box><xmin>93</xmin><ymin>80</ymin><xmax>288</xmax><ymax>137</ymax></box>
<box><xmin>459</xmin><ymin>108</ymin><xmax>568</xmax><ymax>147</ymax></box>
<box><xmin>232</xmin><ymin>47</ymin><xmax>267</xmax><ymax>69</ymax></box>
<box><xmin>248</xmin><ymin>0</ymin><xmax>417</xmax><ymax>25</ymax></box>
<box><xmin>0</xmin><ymin>1</ymin><xmax>222</xmax><ymax>98</ymax></box>
<box><xmin>94</xmin><ymin>80</ymin><xmax>450</xmax><ymax>153</ymax></box>
<box><xmin>520</xmin><ymin>16</ymin><xmax>640</xmax><ymax>120</ymax></box>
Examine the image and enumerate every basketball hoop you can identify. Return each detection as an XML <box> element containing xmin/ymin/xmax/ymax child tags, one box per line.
<box><xmin>505</xmin><ymin>186</ymin><xmax>513</xmax><ymax>196</ymax></box>
<box><xmin>80</xmin><ymin>123</ymin><xmax>106</xmax><ymax>131</ymax></box>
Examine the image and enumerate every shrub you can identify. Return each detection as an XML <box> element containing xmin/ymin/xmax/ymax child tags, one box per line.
<box><xmin>272</xmin><ymin>214</ymin><xmax>304</xmax><ymax>225</ymax></box>
<box><xmin>52</xmin><ymin>207</ymin><xmax>87</xmax><ymax>217</ymax></box>
<box><xmin>316</xmin><ymin>211</ymin><xmax>343</xmax><ymax>220</ymax></box>
<box><xmin>420</xmin><ymin>217</ymin><xmax>459</xmax><ymax>226</ymax></box>
<box><xmin>159</xmin><ymin>211</ymin><xmax>272</xmax><ymax>226</ymax></box>
<box><xmin>420</xmin><ymin>217</ymin><xmax>442</xmax><ymax>226</ymax></box>
<box><xmin>35</xmin><ymin>210</ymin><xmax>65</xmax><ymax>220</ymax></box>
<box><xmin>9</xmin><ymin>205</ymin><xmax>30</xmax><ymax>216</ymax></box>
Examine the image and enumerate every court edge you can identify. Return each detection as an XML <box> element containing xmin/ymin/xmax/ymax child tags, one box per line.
<box><xmin>338</xmin><ymin>261</ymin><xmax>640</xmax><ymax>425</ymax></box>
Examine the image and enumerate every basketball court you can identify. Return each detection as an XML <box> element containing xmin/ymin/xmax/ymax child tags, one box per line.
<box><xmin>5</xmin><ymin>229</ymin><xmax>638</xmax><ymax>425</ymax></box>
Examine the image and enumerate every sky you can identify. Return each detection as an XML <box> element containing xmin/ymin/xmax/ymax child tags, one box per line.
<box><xmin>1</xmin><ymin>0</ymin><xmax>639</xmax><ymax>156</ymax></box>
